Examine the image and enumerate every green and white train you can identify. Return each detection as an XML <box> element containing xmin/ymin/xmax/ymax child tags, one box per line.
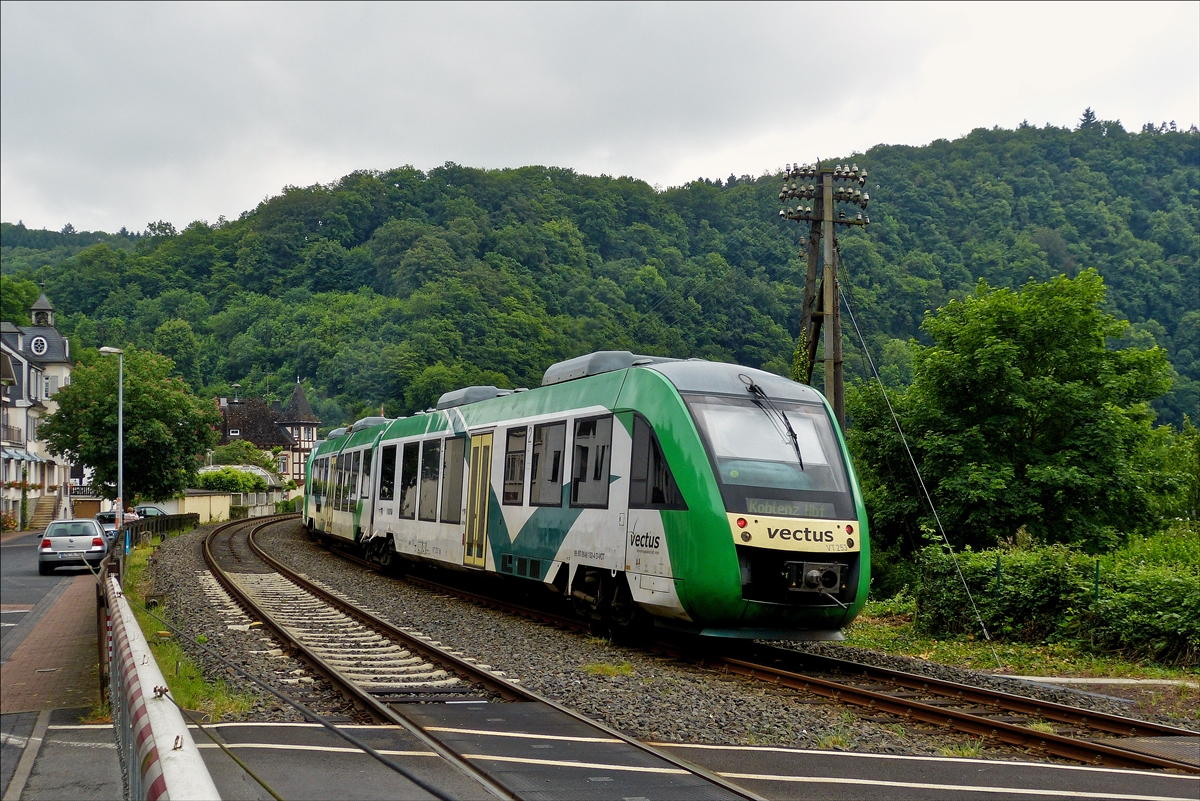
<box><xmin>304</xmin><ymin>351</ymin><xmax>869</xmax><ymax>639</ymax></box>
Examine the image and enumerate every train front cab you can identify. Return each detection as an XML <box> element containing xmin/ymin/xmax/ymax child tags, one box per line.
<box><xmin>622</xmin><ymin>361</ymin><xmax>870</xmax><ymax>637</ymax></box>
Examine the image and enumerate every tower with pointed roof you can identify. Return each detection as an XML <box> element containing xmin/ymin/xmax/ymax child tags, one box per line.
<box><xmin>31</xmin><ymin>293</ymin><xmax>55</xmax><ymax>327</ymax></box>
<box><xmin>278</xmin><ymin>379</ymin><xmax>320</xmax><ymax>482</ymax></box>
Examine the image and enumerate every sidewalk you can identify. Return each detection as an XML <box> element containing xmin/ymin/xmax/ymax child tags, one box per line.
<box><xmin>0</xmin><ymin>573</ymin><xmax>123</xmax><ymax>799</ymax></box>
<box><xmin>0</xmin><ymin>574</ymin><xmax>99</xmax><ymax>715</ymax></box>
<box><xmin>0</xmin><ymin>531</ymin><xmax>41</xmax><ymax>546</ymax></box>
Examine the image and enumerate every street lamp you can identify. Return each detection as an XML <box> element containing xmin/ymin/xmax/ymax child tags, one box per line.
<box><xmin>99</xmin><ymin>347</ymin><xmax>124</xmax><ymax>522</ymax></box>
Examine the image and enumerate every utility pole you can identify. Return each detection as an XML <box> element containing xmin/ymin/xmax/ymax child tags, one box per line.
<box><xmin>779</xmin><ymin>162</ymin><xmax>871</xmax><ymax>427</ymax></box>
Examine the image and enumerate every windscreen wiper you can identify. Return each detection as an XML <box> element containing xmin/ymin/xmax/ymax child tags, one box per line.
<box><xmin>739</xmin><ymin>374</ymin><xmax>803</xmax><ymax>469</ymax></box>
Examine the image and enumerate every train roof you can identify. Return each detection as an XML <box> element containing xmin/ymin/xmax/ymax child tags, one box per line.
<box><xmin>645</xmin><ymin>360</ymin><xmax>823</xmax><ymax>404</ymax></box>
<box><xmin>308</xmin><ymin>354</ymin><xmax>825</xmax><ymax>459</ymax></box>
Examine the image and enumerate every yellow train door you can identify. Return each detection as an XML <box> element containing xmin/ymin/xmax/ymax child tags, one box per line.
<box><xmin>463</xmin><ymin>431</ymin><xmax>493</xmax><ymax>568</ymax></box>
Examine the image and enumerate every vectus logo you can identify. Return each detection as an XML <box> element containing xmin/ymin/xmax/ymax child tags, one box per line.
<box><xmin>630</xmin><ymin>532</ymin><xmax>661</xmax><ymax>549</ymax></box>
<box><xmin>767</xmin><ymin>527</ymin><xmax>834</xmax><ymax>543</ymax></box>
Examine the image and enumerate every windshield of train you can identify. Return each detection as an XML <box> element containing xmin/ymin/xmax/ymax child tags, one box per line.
<box><xmin>686</xmin><ymin>394</ymin><xmax>853</xmax><ymax>519</ymax></box>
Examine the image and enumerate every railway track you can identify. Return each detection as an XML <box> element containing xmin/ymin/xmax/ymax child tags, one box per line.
<box><xmin>203</xmin><ymin>516</ymin><xmax>759</xmax><ymax>801</ymax></box>
<box><xmin>712</xmin><ymin>646</ymin><xmax>1200</xmax><ymax>774</ymax></box>
<box><xmin>302</xmin><ymin>526</ymin><xmax>1199</xmax><ymax>775</ymax></box>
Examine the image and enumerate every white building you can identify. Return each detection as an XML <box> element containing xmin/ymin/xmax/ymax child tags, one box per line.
<box><xmin>1</xmin><ymin>294</ymin><xmax>75</xmax><ymax>528</ymax></box>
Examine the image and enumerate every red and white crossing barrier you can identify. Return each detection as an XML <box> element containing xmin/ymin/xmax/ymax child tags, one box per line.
<box><xmin>106</xmin><ymin>575</ymin><xmax>220</xmax><ymax>800</ymax></box>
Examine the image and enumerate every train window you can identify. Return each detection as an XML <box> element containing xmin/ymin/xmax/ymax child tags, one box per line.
<box><xmin>419</xmin><ymin>440</ymin><xmax>440</xmax><ymax>521</ymax></box>
<box><xmin>342</xmin><ymin>453</ymin><xmax>354</xmax><ymax>511</ymax></box>
<box><xmin>630</xmin><ymin>415</ymin><xmax>686</xmax><ymax>510</ymax></box>
<box><xmin>332</xmin><ymin>455</ymin><xmax>344</xmax><ymax>510</ymax></box>
<box><xmin>361</xmin><ymin>447</ymin><xmax>372</xmax><ymax>498</ymax></box>
<box><xmin>378</xmin><ymin>445</ymin><xmax>397</xmax><ymax>501</ymax></box>
<box><xmin>440</xmin><ymin>437</ymin><xmax>466</xmax><ymax>523</ymax></box>
<box><xmin>503</xmin><ymin>427</ymin><xmax>527</xmax><ymax>505</ymax></box>
<box><xmin>530</xmin><ymin>422</ymin><xmax>567</xmax><ymax>506</ymax></box>
<box><xmin>348</xmin><ymin>450</ymin><xmax>362</xmax><ymax>508</ymax></box>
<box><xmin>398</xmin><ymin>442</ymin><xmax>419</xmax><ymax>519</ymax></box>
<box><xmin>686</xmin><ymin>394</ymin><xmax>854</xmax><ymax>519</ymax></box>
<box><xmin>570</xmin><ymin>415</ymin><xmax>613</xmax><ymax>508</ymax></box>
<box><xmin>329</xmin><ymin>456</ymin><xmax>338</xmax><ymax>509</ymax></box>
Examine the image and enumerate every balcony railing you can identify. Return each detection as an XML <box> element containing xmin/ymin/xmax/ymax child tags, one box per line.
<box><xmin>1</xmin><ymin>424</ymin><xmax>22</xmax><ymax>445</ymax></box>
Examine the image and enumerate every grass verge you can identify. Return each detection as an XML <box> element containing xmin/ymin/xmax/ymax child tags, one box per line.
<box><xmin>122</xmin><ymin>539</ymin><xmax>254</xmax><ymax>721</ymax></box>
<box><xmin>845</xmin><ymin>598</ymin><xmax>1199</xmax><ymax>682</ymax></box>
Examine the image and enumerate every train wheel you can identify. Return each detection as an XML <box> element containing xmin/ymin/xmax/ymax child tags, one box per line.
<box><xmin>571</xmin><ymin>567</ymin><xmax>607</xmax><ymax>621</ymax></box>
<box><xmin>607</xmin><ymin>575</ymin><xmax>647</xmax><ymax>643</ymax></box>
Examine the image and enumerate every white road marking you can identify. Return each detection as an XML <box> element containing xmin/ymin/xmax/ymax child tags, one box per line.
<box><xmin>425</xmin><ymin>726</ymin><xmax>621</xmax><ymax>744</ymax></box>
<box><xmin>194</xmin><ymin>742</ymin><xmax>435</xmax><ymax>756</ymax></box>
<box><xmin>716</xmin><ymin>772</ymin><xmax>1195</xmax><ymax>801</ymax></box>
<box><xmin>1</xmin><ymin>733</ymin><xmax>27</xmax><ymax>748</ymax></box>
<box><xmin>42</xmin><ymin>740</ymin><xmax>117</xmax><ymax>750</ymax></box>
<box><xmin>653</xmin><ymin>742</ymin><xmax>1200</xmax><ymax>780</ymax></box>
<box><xmin>183</xmin><ymin>722</ymin><xmax>406</xmax><ymax>730</ymax></box>
<box><xmin>462</xmin><ymin>754</ymin><xmax>687</xmax><ymax>774</ymax></box>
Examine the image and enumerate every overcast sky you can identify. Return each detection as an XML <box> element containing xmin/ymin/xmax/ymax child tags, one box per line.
<box><xmin>2</xmin><ymin>1</ymin><xmax>1197</xmax><ymax>233</ymax></box>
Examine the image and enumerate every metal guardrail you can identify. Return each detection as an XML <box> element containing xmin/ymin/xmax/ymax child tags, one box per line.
<box><xmin>120</xmin><ymin>513</ymin><xmax>201</xmax><ymax>547</ymax></box>
<box><xmin>103</xmin><ymin>572</ymin><xmax>220</xmax><ymax>800</ymax></box>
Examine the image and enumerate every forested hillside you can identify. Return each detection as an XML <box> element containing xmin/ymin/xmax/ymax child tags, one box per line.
<box><xmin>3</xmin><ymin>118</ymin><xmax>1196</xmax><ymax>428</ymax></box>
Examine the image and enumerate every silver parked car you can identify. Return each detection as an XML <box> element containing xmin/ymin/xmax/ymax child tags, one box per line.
<box><xmin>39</xmin><ymin>519</ymin><xmax>108</xmax><ymax>575</ymax></box>
<box><xmin>94</xmin><ymin>511</ymin><xmax>118</xmax><ymax>540</ymax></box>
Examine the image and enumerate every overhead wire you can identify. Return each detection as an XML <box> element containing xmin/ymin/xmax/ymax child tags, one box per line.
<box><xmin>833</xmin><ymin>240</ymin><xmax>1003</xmax><ymax>669</ymax></box>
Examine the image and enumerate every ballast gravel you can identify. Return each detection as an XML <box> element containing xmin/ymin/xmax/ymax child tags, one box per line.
<box><xmin>246</xmin><ymin>520</ymin><xmax>1090</xmax><ymax>761</ymax></box>
<box><xmin>149</xmin><ymin>518</ymin><xmax>1191</xmax><ymax>760</ymax></box>
<box><xmin>148</xmin><ymin>525</ymin><xmax>361</xmax><ymax>723</ymax></box>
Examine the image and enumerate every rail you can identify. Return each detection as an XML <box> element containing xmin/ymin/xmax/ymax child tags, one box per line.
<box><xmin>225</xmin><ymin>518</ymin><xmax>761</xmax><ymax>801</ymax></box>
<box><xmin>313</xmin><ymin>534</ymin><xmax>1199</xmax><ymax>774</ymax></box>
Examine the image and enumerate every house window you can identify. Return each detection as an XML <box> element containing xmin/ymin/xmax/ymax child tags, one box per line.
<box><xmin>229</xmin><ymin>429</ymin><xmax>241</xmax><ymax>437</ymax></box>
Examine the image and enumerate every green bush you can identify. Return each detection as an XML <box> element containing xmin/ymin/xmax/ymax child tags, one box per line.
<box><xmin>915</xmin><ymin>525</ymin><xmax>1199</xmax><ymax>666</ymax></box>
<box><xmin>197</xmin><ymin>467</ymin><xmax>268</xmax><ymax>494</ymax></box>
<box><xmin>274</xmin><ymin>497</ymin><xmax>302</xmax><ymax>514</ymax></box>
<box><xmin>1082</xmin><ymin>523</ymin><xmax>1200</xmax><ymax>665</ymax></box>
<box><xmin>916</xmin><ymin>542</ymin><xmax>1091</xmax><ymax>641</ymax></box>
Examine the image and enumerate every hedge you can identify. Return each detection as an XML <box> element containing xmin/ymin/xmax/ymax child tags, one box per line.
<box><xmin>915</xmin><ymin>524</ymin><xmax>1199</xmax><ymax>666</ymax></box>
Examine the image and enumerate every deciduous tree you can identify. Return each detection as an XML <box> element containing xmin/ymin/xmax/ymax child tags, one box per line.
<box><xmin>848</xmin><ymin>270</ymin><xmax>1173</xmax><ymax>554</ymax></box>
<box><xmin>41</xmin><ymin>347</ymin><xmax>219</xmax><ymax>502</ymax></box>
